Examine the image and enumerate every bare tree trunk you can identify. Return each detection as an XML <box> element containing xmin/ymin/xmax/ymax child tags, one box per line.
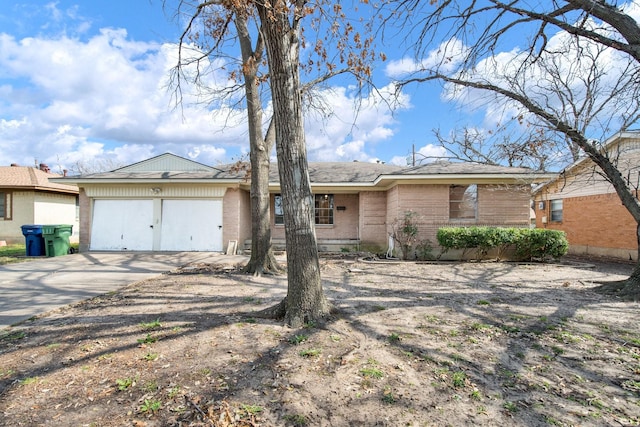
<box><xmin>256</xmin><ymin>1</ymin><xmax>330</xmax><ymax>327</ymax></box>
<box><xmin>235</xmin><ymin>12</ymin><xmax>281</xmax><ymax>275</ymax></box>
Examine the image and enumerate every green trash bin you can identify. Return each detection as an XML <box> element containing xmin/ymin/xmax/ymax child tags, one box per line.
<box><xmin>42</xmin><ymin>224</ymin><xmax>73</xmax><ymax>257</ymax></box>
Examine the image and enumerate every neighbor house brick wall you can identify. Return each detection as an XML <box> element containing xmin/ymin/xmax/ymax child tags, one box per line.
<box><xmin>359</xmin><ymin>191</ymin><xmax>387</xmax><ymax>248</ymax></box>
<box><xmin>536</xmin><ymin>192</ymin><xmax>638</xmax><ymax>260</ymax></box>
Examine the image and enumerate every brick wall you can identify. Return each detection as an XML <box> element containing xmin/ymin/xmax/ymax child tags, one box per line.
<box><xmin>388</xmin><ymin>184</ymin><xmax>530</xmax><ymax>248</ymax></box>
<box><xmin>79</xmin><ymin>189</ymin><xmax>91</xmax><ymax>251</ymax></box>
<box><xmin>478</xmin><ymin>184</ymin><xmax>530</xmax><ymax>224</ymax></box>
<box><xmin>359</xmin><ymin>191</ymin><xmax>387</xmax><ymax>248</ymax></box>
<box><xmin>536</xmin><ymin>192</ymin><xmax>638</xmax><ymax>260</ymax></box>
<box><xmin>222</xmin><ymin>188</ymin><xmax>241</xmax><ymax>247</ymax></box>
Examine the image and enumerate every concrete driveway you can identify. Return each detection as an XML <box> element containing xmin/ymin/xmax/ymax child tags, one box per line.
<box><xmin>0</xmin><ymin>252</ymin><xmax>244</xmax><ymax>329</ymax></box>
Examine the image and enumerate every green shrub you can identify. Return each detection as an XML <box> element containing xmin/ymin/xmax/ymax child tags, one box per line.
<box><xmin>437</xmin><ymin>227</ymin><xmax>568</xmax><ymax>261</ymax></box>
<box><xmin>513</xmin><ymin>228</ymin><xmax>568</xmax><ymax>261</ymax></box>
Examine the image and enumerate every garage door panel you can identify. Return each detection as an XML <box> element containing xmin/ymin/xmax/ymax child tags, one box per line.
<box><xmin>91</xmin><ymin>200</ymin><xmax>154</xmax><ymax>251</ymax></box>
<box><xmin>160</xmin><ymin>200</ymin><xmax>222</xmax><ymax>251</ymax></box>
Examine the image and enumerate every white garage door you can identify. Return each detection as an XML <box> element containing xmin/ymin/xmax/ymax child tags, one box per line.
<box><xmin>160</xmin><ymin>200</ymin><xmax>223</xmax><ymax>251</ymax></box>
<box><xmin>91</xmin><ymin>200</ymin><xmax>154</xmax><ymax>251</ymax></box>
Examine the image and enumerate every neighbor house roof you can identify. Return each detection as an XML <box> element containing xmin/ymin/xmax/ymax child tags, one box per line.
<box><xmin>0</xmin><ymin>166</ymin><xmax>79</xmax><ymax>194</ymax></box>
<box><xmin>56</xmin><ymin>153</ymin><xmax>554</xmax><ymax>188</ymax></box>
<box><xmin>533</xmin><ymin>130</ymin><xmax>640</xmax><ymax>195</ymax></box>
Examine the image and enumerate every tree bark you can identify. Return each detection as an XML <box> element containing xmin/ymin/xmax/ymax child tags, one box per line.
<box><xmin>256</xmin><ymin>1</ymin><xmax>330</xmax><ymax>327</ymax></box>
<box><xmin>235</xmin><ymin>11</ymin><xmax>281</xmax><ymax>275</ymax></box>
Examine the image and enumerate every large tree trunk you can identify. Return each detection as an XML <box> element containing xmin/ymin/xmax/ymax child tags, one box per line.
<box><xmin>235</xmin><ymin>12</ymin><xmax>281</xmax><ymax>275</ymax></box>
<box><xmin>256</xmin><ymin>1</ymin><xmax>330</xmax><ymax>327</ymax></box>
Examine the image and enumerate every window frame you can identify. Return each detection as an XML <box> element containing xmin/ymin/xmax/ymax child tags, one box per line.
<box><xmin>449</xmin><ymin>184</ymin><xmax>478</xmax><ymax>221</ymax></box>
<box><xmin>550</xmin><ymin>199</ymin><xmax>563</xmax><ymax>222</ymax></box>
<box><xmin>0</xmin><ymin>191</ymin><xmax>12</xmax><ymax>220</ymax></box>
<box><xmin>314</xmin><ymin>194</ymin><xmax>334</xmax><ymax>225</ymax></box>
<box><xmin>273</xmin><ymin>194</ymin><xmax>335</xmax><ymax>226</ymax></box>
<box><xmin>274</xmin><ymin>194</ymin><xmax>284</xmax><ymax>225</ymax></box>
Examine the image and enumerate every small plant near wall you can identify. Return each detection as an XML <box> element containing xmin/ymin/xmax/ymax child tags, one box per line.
<box><xmin>391</xmin><ymin>211</ymin><xmax>420</xmax><ymax>260</ymax></box>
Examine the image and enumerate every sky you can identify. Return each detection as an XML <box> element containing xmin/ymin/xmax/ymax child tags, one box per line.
<box><xmin>0</xmin><ymin>1</ymin><xmax>636</xmax><ymax>173</ymax></box>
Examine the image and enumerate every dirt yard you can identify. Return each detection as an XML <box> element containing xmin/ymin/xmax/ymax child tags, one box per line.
<box><xmin>0</xmin><ymin>255</ymin><xmax>639</xmax><ymax>426</ymax></box>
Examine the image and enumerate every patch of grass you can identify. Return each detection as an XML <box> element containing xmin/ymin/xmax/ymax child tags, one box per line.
<box><xmin>503</xmin><ymin>401</ymin><xmax>518</xmax><ymax>413</ymax></box>
<box><xmin>388</xmin><ymin>332</ymin><xmax>401</xmax><ymax>343</ymax></box>
<box><xmin>470</xmin><ymin>322</ymin><xmax>491</xmax><ymax>331</ymax></box>
<box><xmin>303</xmin><ymin>320</ymin><xmax>317</xmax><ymax>329</ymax></box>
<box><xmin>0</xmin><ymin>244</ymin><xmax>28</xmax><ymax>264</ymax></box>
<box><xmin>240</xmin><ymin>404</ymin><xmax>263</xmax><ymax>415</ymax></box>
<box><xmin>284</xmin><ymin>414</ymin><xmax>307</xmax><ymax>426</ymax></box>
<box><xmin>0</xmin><ymin>368</ymin><xmax>15</xmax><ymax>378</ymax></box>
<box><xmin>143</xmin><ymin>380</ymin><xmax>159</xmax><ymax>392</ymax></box>
<box><xmin>470</xmin><ymin>389</ymin><xmax>482</xmax><ymax>400</ymax></box>
<box><xmin>143</xmin><ymin>352</ymin><xmax>159</xmax><ymax>361</ymax></box>
<box><xmin>329</xmin><ymin>334</ymin><xmax>341</xmax><ymax>342</ymax></box>
<box><xmin>20</xmin><ymin>376</ymin><xmax>38</xmax><ymax>385</ymax></box>
<box><xmin>372</xmin><ymin>305</ymin><xmax>386</xmax><ymax>312</ymax></box>
<box><xmin>98</xmin><ymin>353</ymin><xmax>114</xmax><ymax>361</ymax></box>
<box><xmin>476</xmin><ymin>300</ymin><xmax>491</xmax><ymax>306</ymax></box>
<box><xmin>139</xmin><ymin>318</ymin><xmax>162</xmax><ymax>330</ymax></box>
<box><xmin>299</xmin><ymin>348</ymin><xmax>321</xmax><ymax>358</ymax></box>
<box><xmin>199</xmin><ymin>368</ymin><xmax>212</xmax><ymax>376</ymax></box>
<box><xmin>1</xmin><ymin>331</ymin><xmax>26</xmax><ymax>341</ymax></box>
<box><xmin>137</xmin><ymin>333</ymin><xmax>158</xmax><ymax>344</ymax></box>
<box><xmin>382</xmin><ymin>387</ymin><xmax>397</xmax><ymax>404</ymax></box>
<box><xmin>500</xmin><ymin>325</ymin><xmax>520</xmax><ymax>333</ymax></box>
<box><xmin>360</xmin><ymin>367</ymin><xmax>384</xmax><ymax>379</ymax></box>
<box><xmin>139</xmin><ymin>399</ymin><xmax>161</xmax><ymax>413</ymax></box>
<box><xmin>425</xmin><ymin>315</ymin><xmax>441</xmax><ymax>323</ymax></box>
<box><xmin>243</xmin><ymin>317</ymin><xmax>257</xmax><ymax>324</ymax></box>
<box><xmin>116</xmin><ymin>376</ymin><xmax>136</xmax><ymax>391</ymax></box>
<box><xmin>168</xmin><ymin>385</ymin><xmax>181</xmax><ymax>398</ymax></box>
<box><xmin>46</xmin><ymin>342</ymin><xmax>61</xmax><ymax>349</ymax></box>
<box><xmin>452</xmin><ymin>371</ymin><xmax>467</xmax><ymax>388</ymax></box>
<box><xmin>288</xmin><ymin>334</ymin><xmax>308</xmax><ymax>345</ymax></box>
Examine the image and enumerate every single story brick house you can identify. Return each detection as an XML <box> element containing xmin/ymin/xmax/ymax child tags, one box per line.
<box><xmin>57</xmin><ymin>153</ymin><xmax>551</xmax><ymax>253</ymax></box>
<box><xmin>533</xmin><ymin>131</ymin><xmax>640</xmax><ymax>261</ymax></box>
<box><xmin>0</xmin><ymin>164</ymin><xmax>79</xmax><ymax>244</ymax></box>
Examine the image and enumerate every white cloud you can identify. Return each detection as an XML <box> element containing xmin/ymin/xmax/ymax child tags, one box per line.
<box><xmin>0</xmin><ymin>28</ymin><xmax>248</xmax><ymax>169</ymax></box>
<box><xmin>304</xmin><ymin>83</ymin><xmax>408</xmax><ymax>161</ymax></box>
<box><xmin>385</xmin><ymin>38</ymin><xmax>467</xmax><ymax>79</ymax></box>
<box><xmin>0</xmin><ymin>21</ymin><xmax>415</xmax><ymax>170</ymax></box>
<box><xmin>389</xmin><ymin>143</ymin><xmax>447</xmax><ymax>166</ymax></box>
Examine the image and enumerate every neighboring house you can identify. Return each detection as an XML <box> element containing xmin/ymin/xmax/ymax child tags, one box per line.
<box><xmin>533</xmin><ymin>131</ymin><xmax>640</xmax><ymax>261</ymax></box>
<box><xmin>58</xmin><ymin>153</ymin><xmax>551</xmax><ymax>253</ymax></box>
<box><xmin>0</xmin><ymin>164</ymin><xmax>80</xmax><ymax>244</ymax></box>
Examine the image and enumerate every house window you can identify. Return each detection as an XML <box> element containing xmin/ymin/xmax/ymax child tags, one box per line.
<box><xmin>273</xmin><ymin>194</ymin><xmax>334</xmax><ymax>225</ymax></box>
<box><xmin>449</xmin><ymin>185</ymin><xmax>477</xmax><ymax>220</ymax></box>
<box><xmin>315</xmin><ymin>194</ymin><xmax>334</xmax><ymax>225</ymax></box>
<box><xmin>550</xmin><ymin>199</ymin><xmax>563</xmax><ymax>222</ymax></box>
<box><xmin>274</xmin><ymin>194</ymin><xmax>284</xmax><ymax>225</ymax></box>
<box><xmin>0</xmin><ymin>192</ymin><xmax>12</xmax><ymax>220</ymax></box>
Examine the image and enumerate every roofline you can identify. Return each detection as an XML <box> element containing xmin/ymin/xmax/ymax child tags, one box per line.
<box><xmin>51</xmin><ymin>178</ymin><xmax>242</xmax><ymax>185</ymax></box>
<box><xmin>112</xmin><ymin>152</ymin><xmax>217</xmax><ymax>172</ymax></box>
<box><xmin>56</xmin><ymin>172</ymin><xmax>554</xmax><ymax>188</ymax></box>
<box><xmin>1</xmin><ymin>184</ymin><xmax>78</xmax><ymax>194</ymax></box>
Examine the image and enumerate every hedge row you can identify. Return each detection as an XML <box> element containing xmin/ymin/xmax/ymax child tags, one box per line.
<box><xmin>436</xmin><ymin>227</ymin><xmax>569</xmax><ymax>261</ymax></box>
